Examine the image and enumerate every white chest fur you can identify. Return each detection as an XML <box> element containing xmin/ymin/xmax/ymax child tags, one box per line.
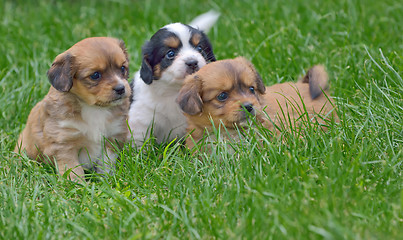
<box><xmin>60</xmin><ymin>104</ymin><xmax>123</xmax><ymax>143</ymax></box>
<box><xmin>59</xmin><ymin>103</ymin><xmax>123</xmax><ymax>171</ymax></box>
<box><xmin>80</xmin><ymin>104</ymin><xmax>112</xmax><ymax>142</ymax></box>
<box><xmin>128</xmin><ymin>72</ymin><xmax>187</xmax><ymax>145</ymax></box>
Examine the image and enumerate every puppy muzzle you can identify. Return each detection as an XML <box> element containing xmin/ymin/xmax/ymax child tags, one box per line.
<box><xmin>99</xmin><ymin>84</ymin><xmax>129</xmax><ymax>107</ymax></box>
<box><xmin>241</xmin><ymin>103</ymin><xmax>255</xmax><ymax>116</ymax></box>
<box><xmin>238</xmin><ymin>103</ymin><xmax>256</xmax><ymax>123</ymax></box>
<box><xmin>185</xmin><ymin>59</ymin><xmax>200</xmax><ymax>75</ymax></box>
<box><xmin>113</xmin><ymin>84</ymin><xmax>126</xmax><ymax>96</ymax></box>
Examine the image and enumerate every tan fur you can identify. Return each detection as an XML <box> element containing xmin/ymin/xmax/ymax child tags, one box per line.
<box><xmin>177</xmin><ymin>57</ymin><xmax>265</xmax><ymax>148</ymax></box>
<box><xmin>177</xmin><ymin>57</ymin><xmax>337</xmax><ymax>149</ymax></box>
<box><xmin>191</xmin><ymin>33</ymin><xmax>202</xmax><ymax>46</ymax></box>
<box><xmin>153</xmin><ymin>63</ymin><xmax>162</xmax><ymax>79</ymax></box>
<box><xmin>15</xmin><ymin>37</ymin><xmax>131</xmax><ymax>181</ymax></box>
<box><xmin>261</xmin><ymin>81</ymin><xmax>336</xmax><ymax>133</ymax></box>
<box><xmin>164</xmin><ymin>36</ymin><xmax>180</xmax><ymax>49</ymax></box>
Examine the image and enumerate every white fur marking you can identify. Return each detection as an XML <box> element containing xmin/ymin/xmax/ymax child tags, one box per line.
<box><xmin>59</xmin><ymin>103</ymin><xmax>123</xmax><ymax>170</ymax></box>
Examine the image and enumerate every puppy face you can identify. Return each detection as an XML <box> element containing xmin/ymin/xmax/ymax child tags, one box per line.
<box><xmin>140</xmin><ymin>23</ymin><xmax>216</xmax><ymax>85</ymax></box>
<box><xmin>47</xmin><ymin>37</ymin><xmax>131</xmax><ymax>106</ymax></box>
<box><xmin>177</xmin><ymin>57</ymin><xmax>266</xmax><ymax>128</ymax></box>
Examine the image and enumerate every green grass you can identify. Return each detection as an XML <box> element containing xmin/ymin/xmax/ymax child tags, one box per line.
<box><xmin>1</xmin><ymin>0</ymin><xmax>402</xmax><ymax>239</ymax></box>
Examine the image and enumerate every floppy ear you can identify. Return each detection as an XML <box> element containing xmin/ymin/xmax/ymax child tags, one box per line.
<box><xmin>176</xmin><ymin>75</ymin><xmax>203</xmax><ymax>115</ymax></box>
<box><xmin>118</xmin><ymin>39</ymin><xmax>129</xmax><ymax>63</ymax></box>
<box><xmin>201</xmin><ymin>32</ymin><xmax>216</xmax><ymax>62</ymax></box>
<box><xmin>47</xmin><ymin>52</ymin><xmax>74</xmax><ymax>92</ymax></box>
<box><xmin>117</xmin><ymin>39</ymin><xmax>130</xmax><ymax>79</ymax></box>
<box><xmin>209</xmin><ymin>52</ymin><xmax>217</xmax><ymax>62</ymax></box>
<box><xmin>140</xmin><ymin>55</ymin><xmax>153</xmax><ymax>85</ymax></box>
<box><xmin>235</xmin><ymin>57</ymin><xmax>266</xmax><ymax>94</ymax></box>
<box><xmin>253</xmin><ymin>70</ymin><xmax>265</xmax><ymax>94</ymax></box>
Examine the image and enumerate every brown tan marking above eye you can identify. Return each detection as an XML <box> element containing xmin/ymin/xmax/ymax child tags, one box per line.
<box><xmin>164</xmin><ymin>36</ymin><xmax>180</xmax><ymax>49</ymax></box>
<box><xmin>191</xmin><ymin>33</ymin><xmax>202</xmax><ymax>46</ymax></box>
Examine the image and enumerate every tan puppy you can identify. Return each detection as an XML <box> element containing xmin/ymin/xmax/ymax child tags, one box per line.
<box><xmin>15</xmin><ymin>37</ymin><xmax>131</xmax><ymax>181</ymax></box>
<box><xmin>263</xmin><ymin>65</ymin><xmax>337</xmax><ymax>132</ymax></box>
<box><xmin>176</xmin><ymin>57</ymin><xmax>337</xmax><ymax>148</ymax></box>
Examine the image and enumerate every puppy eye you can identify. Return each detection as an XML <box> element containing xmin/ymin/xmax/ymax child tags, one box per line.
<box><xmin>196</xmin><ymin>46</ymin><xmax>203</xmax><ymax>52</ymax></box>
<box><xmin>249</xmin><ymin>86</ymin><xmax>255</xmax><ymax>94</ymax></box>
<box><xmin>166</xmin><ymin>50</ymin><xmax>176</xmax><ymax>60</ymax></box>
<box><xmin>90</xmin><ymin>72</ymin><xmax>101</xmax><ymax>80</ymax></box>
<box><xmin>121</xmin><ymin>66</ymin><xmax>126</xmax><ymax>75</ymax></box>
<box><xmin>217</xmin><ymin>92</ymin><xmax>228</xmax><ymax>101</ymax></box>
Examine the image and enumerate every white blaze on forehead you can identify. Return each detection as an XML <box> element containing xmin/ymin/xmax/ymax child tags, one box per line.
<box><xmin>157</xmin><ymin>23</ymin><xmax>207</xmax><ymax>83</ymax></box>
<box><xmin>164</xmin><ymin>23</ymin><xmax>192</xmax><ymax>48</ymax></box>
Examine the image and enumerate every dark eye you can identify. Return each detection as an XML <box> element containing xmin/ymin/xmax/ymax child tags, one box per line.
<box><xmin>121</xmin><ymin>66</ymin><xmax>126</xmax><ymax>75</ymax></box>
<box><xmin>196</xmin><ymin>46</ymin><xmax>203</xmax><ymax>52</ymax></box>
<box><xmin>249</xmin><ymin>86</ymin><xmax>255</xmax><ymax>94</ymax></box>
<box><xmin>217</xmin><ymin>92</ymin><xmax>228</xmax><ymax>101</ymax></box>
<box><xmin>90</xmin><ymin>72</ymin><xmax>101</xmax><ymax>80</ymax></box>
<box><xmin>166</xmin><ymin>50</ymin><xmax>175</xmax><ymax>60</ymax></box>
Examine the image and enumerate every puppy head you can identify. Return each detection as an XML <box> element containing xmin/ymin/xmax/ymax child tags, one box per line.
<box><xmin>47</xmin><ymin>37</ymin><xmax>131</xmax><ymax>107</ymax></box>
<box><xmin>177</xmin><ymin>57</ymin><xmax>265</xmax><ymax>128</ymax></box>
<box><xmin>140</xmin><ymin>23</ymin><xmax>216</xmax><ymax>85</ymax></box>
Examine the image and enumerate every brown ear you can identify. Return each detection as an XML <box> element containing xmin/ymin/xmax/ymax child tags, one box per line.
<box><xmin>176</xmin><ymin>75</ymin><xmax>203</xmax><ymax>115</ymax></box>
<box><xmin>253</xmin><ymin>69</ymin><xmax>266</xmax><ymax>94</ymax></box>
<box><xmin>47</xmin><ymin>52</ymin><xmax>74</xmax><ymax>92</ymax></box>
<box><xmin>234</xmin><ymin>57</ymin><xmax>266</xmax><ymax>94</ymax></box>
<box><xmin>118</xmin><ymin>39</ymin><xmax>129</xmax><ymax>63</ymax></box>
<box><xmin>118</xmin><ymin>39</ymin><xmax>130</xmax><ymax>79</ymax></box>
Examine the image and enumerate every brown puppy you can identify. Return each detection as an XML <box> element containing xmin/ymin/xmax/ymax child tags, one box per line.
<box><xmin>15</xmin><ymin>37</ymin><xmax>131</xmax><ymax>181</ymax></box>
<box><xmin>176</xmin><ymin>57</ymin><xmax>337</xmax><ymax>148</ymax></box>
<box><xmin>263</xmin><ymin>65</ymin><xmax>336</xmax><ymax>132</ymax></box>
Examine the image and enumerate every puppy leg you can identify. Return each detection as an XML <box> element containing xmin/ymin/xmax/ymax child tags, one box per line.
<box><xmin>128</xmin><ymin>113</ymin><xmax>154</xmax><ymax>147</ymax></box>
<box><xmin>94</xmin><ymin>147</ymin><xmax>117</xmax><ymax>175</ymax></box>
<box><xmin>56</xmin><ymin>155</ymin><xmax>85</xmax><ymax>182</ymax></box>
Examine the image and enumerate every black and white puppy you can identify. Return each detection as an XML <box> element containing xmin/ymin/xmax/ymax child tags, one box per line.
<box><xmin>128</xmin><ymin>11</ymin><xmax>219</xmax><ymax>146</ymax></box>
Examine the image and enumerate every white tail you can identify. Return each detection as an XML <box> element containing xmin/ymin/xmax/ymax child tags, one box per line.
<box><xmin>188</xmin><ymin>10</ymin><xmax>220</xmax><ymax>33</ymax></box>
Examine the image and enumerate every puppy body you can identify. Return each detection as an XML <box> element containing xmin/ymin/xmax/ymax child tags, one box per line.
<box><xmin>128</xmin><ymin>17</ymin><xmax>217</xmax><ymax>146</ymax></box>
<box><xmin>177</xmin><ymin>58</ymin><xmax>337</xmax><ymax>148</ymax></box>
<box><xmin>262</xmin><ymin>65</ymin><xmax>336</xmax><ymax>132</ymax></box>
<box><xmin>129</xmin><ymin>70</ymin><xmax>188</xmax><ymax>145</ymax></box>
<box><xmin>15</xmin><ymin>37</ymin><xmax>131</xmax><ymax>180</ymax></box>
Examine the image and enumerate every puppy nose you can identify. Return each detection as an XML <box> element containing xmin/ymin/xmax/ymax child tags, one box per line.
<box><xmin>185</xmin><ymin>60</ymin><xmax>199</xmax><ymax>70</ymax></box>
<box><xmin>113</xmin><ymin>84</ymin><xmax>125</xmax><ymax>95</ymax></box>
<box><xmin>242</xmin><ymin>103</ymin><xmax>254</xmax><ymax>113</ymax></box>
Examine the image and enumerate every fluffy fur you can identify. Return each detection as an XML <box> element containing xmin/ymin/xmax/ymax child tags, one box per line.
<box><xmin>262</xmin><ymin>65</ymin><xmax>337</xmax><ymax>132</ymax></box>
<box><xmin>15</xmin><ymin>37</ymin><xmax>131</xmax><ymax>181</ymax></box>
<box><xmin>176</xmin><ymin>57</ymin><xmax>337</xmax><ymax>148</ymax></box>
<box><xmin>128</xmin><ymin>13</ymin><xmax>218</xmax><ymax>147</ymax></box>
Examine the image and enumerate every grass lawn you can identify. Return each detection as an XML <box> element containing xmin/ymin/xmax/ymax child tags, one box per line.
<box><xmin>1</xmin><ymin>0</ymin><xmax>402</xmax><ymax>239</ymax></box>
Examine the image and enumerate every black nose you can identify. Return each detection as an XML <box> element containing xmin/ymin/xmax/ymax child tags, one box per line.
<box><xmin>242</xmin><ymin>103</ymin><xmax>254</xmax><ymax>113</ymax></box>
<box><xmin>113</xmin><ymin>84</ymin><xmax>125</xmax><ymax>95</ymax></box>
<box><xmin>185</xmin><ymin>60</ymin><xmax>199</xmax><ymax>70</ymax></box>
